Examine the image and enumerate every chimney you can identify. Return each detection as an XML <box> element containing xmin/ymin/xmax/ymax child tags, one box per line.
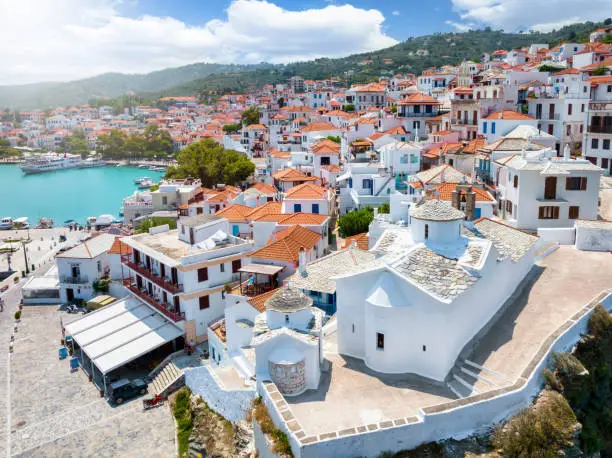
<box><xmin>298</xmin><ymin>247</ymin><xmax>308</xmax><ymax>277</ymax></box>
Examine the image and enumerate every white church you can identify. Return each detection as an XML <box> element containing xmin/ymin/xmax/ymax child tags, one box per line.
<box><xmin>335</xmin><ymin>187</ymin><xmax>540</xmax><ymax>382</ymax></box>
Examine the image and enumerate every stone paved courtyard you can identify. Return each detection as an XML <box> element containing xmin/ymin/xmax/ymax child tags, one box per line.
<box><xmin>7</xmin><ymin>306</ymin><xmax>176</xmax><ymax>457</ymax></box>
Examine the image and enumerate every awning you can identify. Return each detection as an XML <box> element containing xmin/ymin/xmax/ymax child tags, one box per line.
<box><xmin>239</xmin><ymin>263</ymin><xmax>284</xmax><ymax>276</ymax></box>
<box><xmin>65</xmin><ymin>297</ymin><xmax>183</xmax><ymax>374</ymax></box>
<box><xmin>337</xmin><ymin>172</ymin><xmax>351</xmax><ymax>182</ymax></box>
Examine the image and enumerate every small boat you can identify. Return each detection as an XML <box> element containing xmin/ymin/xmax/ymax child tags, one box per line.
<box><xmin>0</xmin><ymin>217</ymin><xmax>13</xmax><ymax>230</ymax></box>
<box><xmin>134</xmin><ymin>176</ymin><xmax>150</xmax><ymax>184</ymax></box>
<box><xmin>36</xmin><ymin>218</ymin><xmax>54</xmax><ymax>229</ymax></box>
<box><xmin>87</xmin><ymin>216</ymin><xmax>97</xmax><ymax>224</ymax></box>
<box><xmin>138</xmin><ymin>179</ymin><xmax>154</xmax><ymax>189</ymax></box>
<box><xmin>13</xmin><ymin>217</ymin><xmax>30</xmax><ymax>229</ymax></box>
<box><xmin>150</xmin><ymin>166</ymin><xmax>166</xmax><ymax>172</ymax></box>
<box><xmin>94</xmin><ymin>214</ymin><xmax>115</xmax><ymax>227</ymax></box>
<box><xmin>138</xmin><ymin>164</ymin><xmax>148</xmax><ymax>169</ymax></box>
<box><xmin>64</xmin><ymin>219</ymin><xmax>77</xmax><ymax>227</ymax></box>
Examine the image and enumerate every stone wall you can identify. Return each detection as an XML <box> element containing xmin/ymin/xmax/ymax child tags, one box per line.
<box><xmin>253</xmin><ymin>419</ymin><xmax>284</xmax><ymax>458</ymax></box>
<box><xmin>575</xmin><ymin>224</ymin><xmax>612</xmax><ymax>252</ymax></box>
<box><xmin>269</xmin><ymin>360</ymin><xmax>306</xmax><ymax>396</ymax></box>
<box><xmin>185</xmin><ymin>364</ymin><xmax>256</xmax><ymax>423</ymax></box>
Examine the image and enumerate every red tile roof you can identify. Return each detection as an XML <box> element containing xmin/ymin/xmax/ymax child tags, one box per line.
<box><xmin>482</xmin><ymin>110</ymin><xmax>535</xmax><ymax>120</ymax></box>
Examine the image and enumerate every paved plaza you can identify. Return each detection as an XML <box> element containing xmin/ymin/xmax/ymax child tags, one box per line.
<box><xmin>3</xmin><ymin>304</ymin><xmax>176</xmax><ymax>457</ymax></box>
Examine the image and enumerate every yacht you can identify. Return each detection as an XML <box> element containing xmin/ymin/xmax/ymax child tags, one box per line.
<box><xmin>13</xmin><ymin>217</ymin><xmax>29</xmax><ymax>229</ymax></box>
<box><xmin>79</xmin><ymin>157</ymin><xmax>106</xmax><ymax>168</ymax></box>
<box><xmin>0</xmin><ymin>217</ymin><xmax>13</xmax><ymax>230</ymax></box>
<box><xmin>134</xmin><ymin>176</ymin><xmax>151</xmax><ymax>184</ymax></box>
<box><xmin>20</xmin><ymin>153</ymin><xmax>82</xmax><ymax>174</ymax></box>
<box><xmin>138</xmin><ymin>179</ymin><xmax>154</xmax><ymax>189</ymax></box>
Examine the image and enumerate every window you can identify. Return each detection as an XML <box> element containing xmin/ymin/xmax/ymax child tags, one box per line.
<box><xmin>566</xmin><ymin>125</ymin><xmax>571</xmax><ymax>136</ymax></box>
<box><xmin>199</xmin><ymin>296</ymin><xmax>210</xmax><ymax>309</ymax></box>
<box><xmin>568</xmin><ymin>104</ymin><xmax>572</xmax><ymax>115</ymax></box>
<box><xmin>97</xmin><ymin>260</ymin><xmax>101</xmax><ymax>272</ymax></box>
<box><xmin>592</xmin><ymin>138</ymin><xmax>599</xmax><ymax>149</ymax></box>
<box><xmin>352</xmin><ymin>324</ymin><xmax>355</xmax><ymax>333</ymax></box>
<box><xmin>604</xmin><ymin>139</ymin><xmax>611</xmax><ymax>150</ymax></box>
<box><xmin>413</xmin><ymin>121</ymin><xmax>420</xmax><ymax>129</ymax></box>
<box><xmin>312</xmin><ymin>204</ymin><xmax>319</xmax><ymax>214</ymax></box>
<box><xmin>285</xmin><ymin>314</ymin><xmax>289</xmax><ymax>323</ymax></box>
<box><xmin>424</xmin><ymin>224</ymin><xmax>429</xmax><ymax>239</ymax></box>
<box><xmin>482</xmin><ymin>122</ymin><xmax>487</xmax><ymax>133</ymax></box>
<box><xmin>506</xmin><ymin>200</ymin><xmax>513</xmax><ymax>215</ymax></box>
<box><xmin>565</xmin><ymin>177</ymin><xmax>587</xmax><ymax>191</ymax></box>
<box><xmin>232</xmin><ymin>260</ymin><xmax>241</xmax><ymax>273</ymax></box>
<box><xmin>539</xmin><ymin>206</ymin><xmax>560</xmax><ymax>219</ymax></box>
<box><xmin>197</xmin><ymin>267</ymin><xmax>208</xmax><ymax>282</ymax></box>
<box><xmin>581</xmin><ymin>104</ymin><xmax>585</xmax><ymax>113</ymax></box>
<box><xmin>422</xmin><ymin>345</ymin><xmax>427</xmax><ymax>352</ymax></box>
<box><xmin>491</xmin><ymin>122</ymin><xmax>496</xmax><ymax>134</ymax></box>
<box><xmin>376</xmin><ymin>332</ymin><xmax>384</xmax><ymax>350</ymax></box>
<box><xmin>580</xmin><ymin>125</ymin><xmax>583</xmax><ymax>134</ymax></box>
<box><xmin>608</xmin><ymin>85</ymin><xmax>612</xmax><ymax>93</ymax></box>
<box><xmin>569</xmin><ymin>206</ymin><xmax>580</xmax><ymax>219</ymax></box>
<box><xmin>513</xmin><ymin>175</ymin><xmax>518</xmax><ymax>188</ymax></box>
<box><xmin>294</xmin><ymin>203</ymin><xmax>302</xmax><ymax>212</ymax></box>
<box><xmin>220</xmin><ymin>263</ymin><xmax>225</xmax><ymax>273</ymax></box>
<box><xmin>162</xmin><ymin>196</ymin><xmax>167</xmax><ymax>205</ymax></box>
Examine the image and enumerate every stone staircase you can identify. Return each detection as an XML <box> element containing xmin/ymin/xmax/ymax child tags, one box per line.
<box><xmin>150</xmin><ymin>361</ymin><xmax>184</xmax><ymax>396</ymax></box>
<box><xmin>231</xmin><ymin>354</ymin><xmax>255</xmax><ymax>382</ymax></box>
<box><xmin>446</xmin><ymin>359</ymin><xmax>512</xmax><ymax>399</ymax></box>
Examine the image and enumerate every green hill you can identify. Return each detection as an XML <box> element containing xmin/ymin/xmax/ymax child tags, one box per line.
<box><xmin>1</xmin><ymin>19</ymin><xmax>608</xmax><ymax>110</ymax></box>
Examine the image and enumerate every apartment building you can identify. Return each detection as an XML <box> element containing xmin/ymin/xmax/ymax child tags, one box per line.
<box><xmin>583</xmin><ymin>75</ymin><xmax>612</xmax><ymax>175</ymax></box>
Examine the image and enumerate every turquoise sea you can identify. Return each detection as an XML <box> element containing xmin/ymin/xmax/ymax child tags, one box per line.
<box><xmin>0</xmin><ymin>165</ymin><xmax>165</xmax><ymax>225</ymax></box>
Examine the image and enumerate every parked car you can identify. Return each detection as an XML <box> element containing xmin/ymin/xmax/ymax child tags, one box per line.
<box><xmin>0</xmin><ymin>285</ymin><xmax>8</xmax><ymax>292</ymax></box>
<box><xmin>108</xmin><ymin>378</ymin><xmax>148</xmax><ymax>405</ymax></box>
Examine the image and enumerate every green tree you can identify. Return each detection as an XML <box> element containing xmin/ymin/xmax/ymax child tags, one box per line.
<box><xmin>61</xmin><ymin>130</ymin><xmax>90</xmax><ymax>158</ymax></box>
<box><xmin>136</xmin><ymin>217</ymin><xmax>177</xmax><ymax>233</ymax></box>
<box><xmin>222</xmin><ymin>123</ymin><xmax>241</xmax><ymax>134</ymax></box>
<box><xmin>338</xmin><ymin>207</ymin><xmax>374</xmax><ymax>237</ymax></box>
<box><xmin>343</xmin><ymin>103</ymin><xmax>355</xmax><ymax>112</ymax></box>
<box><xmin>96</xmin><ymin>129</ymin><xmax>127</xmax><ymax>158</ymax></box>
<box><xmin>378</xmin><ymin>203</ymin><xmax>390</xmax><ymax>214</ymax></box>
<box><xmin>241</xmin><ymin>106</ymin><xmax>260</xmax><ymax>126</ymax></box>
<box><xmin>326</xmin><ymin>135</ymin><xmax>341</xmax><ymax>144</ymax></box>
<box><xmin>591</xmin><ymin>67</ymin><xmax>607</xmax><ymax>76</ymax></box>
<box><xmin>167</xmin><ymin>138</ymin><xmax>255</xmax><ymax>187</ymax></box>
<box><xmin>144</xmin><ymin>124</ymin><xmax>173</xmax><ymax>156</ymax></box>
<box><xmin>539</xmin><ymin>64</ymin><xmax>565</xmax><ymax>73</ymax></box>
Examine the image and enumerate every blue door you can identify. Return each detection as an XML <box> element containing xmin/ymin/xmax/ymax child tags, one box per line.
<box><xmin>473</xmin><ymin>208</ymin><xmax>481</xmax><ymax>220</ymax></box>
<box><xmin>232</xmin><ymin>225</ymin><xmax>240</xmax><ymax>236</ymax></box>
<box><xmin>312</xmin><ymin>204</ymin><xmax>319</xmax><ymax>214</ymax></box>
<box><xmin>294</xmin><ymin>204</ymin><xmax>302</xmax><ymax>212</ymax></box>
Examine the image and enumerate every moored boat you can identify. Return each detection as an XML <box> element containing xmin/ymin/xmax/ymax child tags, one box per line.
<box><xmin>0</xmin><ymin>217</ymin><xmax>13</xmax><ymax>230</ymax></box>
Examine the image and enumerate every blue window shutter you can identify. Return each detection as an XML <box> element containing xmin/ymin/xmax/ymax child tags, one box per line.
<box><xmin>312</xmin><ymin>204</ymin><xmax>319</xmax><ymax>214</ymax></box>
<box><xmin>294</xmin><ymin>204</ymin><xmax>302</xmax><ymax>212</ymax></box>
<box><xmin>483</xmin><ymin>122</ymin><xmax>487</xmax><ymax>133</ymax></box>
<box><xmin>491</xmin><ymin>122</ymin><xmax>496</xmax><ymax>134</ymax></box>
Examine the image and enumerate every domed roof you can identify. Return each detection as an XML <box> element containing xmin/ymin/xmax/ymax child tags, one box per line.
<box><xmin>411</xmin><ymin>199</ymin><xmax>465</xmax><ymax>222</ymax></box>
<box><xmin>265</xmin><ymin>287</ymin><xmax>312</xmax><ymax>313</ymax></box>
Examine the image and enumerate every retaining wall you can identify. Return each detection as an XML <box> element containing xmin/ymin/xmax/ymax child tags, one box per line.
<box><xmin>575</xmin><ymin>224</ymin><xmax>612</xmax><ymax>252</ymax></box>
<box><xmin>537</xmin><ymin>227</ymin><xmax>575</xmax><ymax>245</ymax></box>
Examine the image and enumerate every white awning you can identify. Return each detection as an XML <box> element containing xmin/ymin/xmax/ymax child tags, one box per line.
<box><xmin>65</xmin><ymin>297</ymin><xmax>183</xmax><ymax>374</ymax></box>
<box><xmin>239</xmin><ymin>263</ymin><xmax>285</xmax><ymax>276</ymax></box>
<box><xmin>337</xmin><ymin>172</ymin><xmax>352</xmax><ymax>182</ymax></box>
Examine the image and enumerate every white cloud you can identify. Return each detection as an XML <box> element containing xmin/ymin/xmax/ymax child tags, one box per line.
<box><xmin>449</xmin><ymin>0</ymin><xmax>609</xmax><ymax>32</ymax></box>
<box><xmin>392</xmin><ymin>10</ymin><xmax>400</xmax><ymax>16</ymax></box>
<box><xmin>445</xmin><ymin>20</ymin><xmax>474</xmax><ymax>32</ymax></box>
<box><xmin>0</xmin><ymin>0</ymin><xmax>397</xmax><ymax>85</ymax></box>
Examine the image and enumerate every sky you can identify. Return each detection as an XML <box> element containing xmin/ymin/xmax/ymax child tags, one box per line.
<box><xmin>0</xmin><ymin>0</ymin><xmax>609</xmax><ymax>85</ymax></box>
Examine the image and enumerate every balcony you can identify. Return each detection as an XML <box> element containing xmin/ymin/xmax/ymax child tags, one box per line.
<box><xmin>534</xmin><ymin>113</ymin><xmax>560</xmax><ymax>121</ymax></box>
<box><xmin>60</xmin><ymin>275</ymin><xmax>89</xmax><ymax>284</ymax></box>
<box><xmin>122</xmin><ymin>278</ymin><xmax>185</xmax><ymax>322</ymax></box>
<box><xmin>454</xmin><ymin>119</ymin><xmax>477</xmax><ymax>126</ymax></box>
<box><xmin>122</xmin><ymin>255</ymin><xmax>183</xmax><ymax>294</ymax></box>
<box><xmin>588</xmin><ymin>126</ymin><xmax>612</xmax><ymax>134</ymax></box>
<box><xmin>397</xmin><ymin>111</ymin><xmax>439</xmax><ymax>118</ymax></box>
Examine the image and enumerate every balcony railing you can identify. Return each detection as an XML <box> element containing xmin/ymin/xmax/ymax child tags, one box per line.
<box><xmin>534</xmin><ymin>113</ymin><xmax>560</xmax><ymax>121</ymax></box>
<box><xmin>122</xmin><ymin>279</ymin><xmax>185</xmax><ymax>322</ymax></box>
<box><xmin>588</xmin><ymin>126</ymin><xmax>612</xmax><ymax>134</ymax></box>
<box><xmin>454</xmin><ymin>119</ymin><xmax>477</xmax><ymax>126</ymax></box>
<box><xmin>397</xmin><ymin>111</ymin><xmax>440</xmax><ymax>118</ymax></box>
<box><xmin>122</xmin><ymin>255</ymin><xmax>183</xmax><ymax>294</ymax></box>
<box><xmin>60</xmin><ymin>275</ymin><xmax>89</xmax><ymax>284</ymax></box>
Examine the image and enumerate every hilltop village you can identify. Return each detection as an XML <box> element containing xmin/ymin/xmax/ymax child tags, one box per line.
<box><xmin>2</xmin><ymin>24</ymin><xmax>612</xmax><ymax>458</ymax></box>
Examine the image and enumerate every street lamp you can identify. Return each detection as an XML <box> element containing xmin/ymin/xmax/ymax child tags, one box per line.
<box><xmin>21</xmin><ymin>241</ymin><xmax>29</xmax><ymax>275</ymax></box>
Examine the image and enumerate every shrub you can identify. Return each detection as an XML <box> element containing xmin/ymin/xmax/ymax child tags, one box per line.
<box><xmin>14</xmin><ymin>311</ymin><xmax>21</xmax><ymax>320</ymax></box>
<box><xmin>252</xmin><ymin>397</ymin><xmax>293</xmax><ymax>456</ymax></box>
<box><xmin>378</xmin><ymin>203</ymin><xmax>390</xmax><ymax>214</ymax></box>
<box><xmin>587</xmin><ymin>304</ymin><xmax>612</xmax><ymax>338</ymax></box>
<box><xmin>492</xmin><ymin>391</ymin><xmax>577</xmax><ymax>457</ymax></box>
<box><xmin>173</xmin><ymin>387</ymin><xmax>194</xmax><ymax>457</ymax></box>
<box><xmin>13</xmin><ymin>277</ymin><xmax>18</xmax><ymax>283</ymax></box>
<box><xmin>338</xmin><ymin>207</ymin><xmax>374</xmax><ymax>238</ymax></box>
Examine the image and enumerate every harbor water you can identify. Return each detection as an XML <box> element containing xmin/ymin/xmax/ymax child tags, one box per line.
<box><xmin>0</xmin><ymin>165</ymin><xmax>164</xmax><ymax>225</ymax></box>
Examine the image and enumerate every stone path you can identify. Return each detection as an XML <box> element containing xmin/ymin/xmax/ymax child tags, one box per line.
<box><xmin>0</xmin><ymin>271</ymin><xmax>176</xmax><ymax>457</ymax></box>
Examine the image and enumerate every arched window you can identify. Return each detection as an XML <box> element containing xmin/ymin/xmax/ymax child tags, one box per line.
<box><xmin>424</xmin><ymin>224</ymin><xmax>429</xmax><ymax>240</ymax></box>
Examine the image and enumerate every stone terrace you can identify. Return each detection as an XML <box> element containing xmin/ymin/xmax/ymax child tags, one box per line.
<box><xmin>282</xmin><ymin>246</ymin><xmax>612</xmax><ymax>439</ymax></box>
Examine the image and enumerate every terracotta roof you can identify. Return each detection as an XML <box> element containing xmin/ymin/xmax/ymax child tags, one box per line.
<box><xmin>245</xmin><ymin>123</ymin><xmax>267</xmax><ymax>130</ymax></box>
<box><xmin>107</xmin><ymin>237</ymin><xmax>132</xmax><ymax>255</ymax></box>
<box><xmin>482</xmin><ymin>110</ymin><xmax>535</xmax><ymax>120</ymax></box>
<box><xmin>301</xmin><ymin>122</ymin><xmax>337</xmax><ymax>133</ymax></box>
<box><xmin>587</xmin><ymin>75</ymin><xmax>612</xmax><ymax>86</ymax></box>
<box><xmin>342</xmin><ymin>233</ymin><xmax>369</xmax><ymax>250</ymax></box>
<box><xmin>311</xmin><ymin>138</ymin><xmax>341</xmax><ymax>155</ymax></box>
<box><xmin>580</xmin><ymin>58</ymin><xmax>612</xmax><ymax>71</ymax></box>
<box><xmin>278</xmin><ymin>213</ymin><xmax>328</xmax><ymax>225</ymax></box>
<box><xmin>553</xmin><ymin>68</ymin><xmax>581</xmax><ymax>76</ymax></box>
<box><xmin>214</xmin><ymin>204</ymin><xmax>253</xmax><ymax>222</ymax></box>
<box><xmin>431</xmin><ymin>183</ymin><xmax>495</xmax><ymax>202</ymax></box>
<box><xmin>384</xmin><ymin>125</ymin><xmax>408</xmax><ymax>135</ymax></box>
<box><xmin>398</xmin><ymin>93</ymin><xmax>441</xmax><ymax>105</ymax></box>
<box><xmin>462</xmin><ymin>136</ymin><xmax>486</xmax><ymax>154</ymax></box>
<box><xmin>251</xmin><ymin>225</ymin><xmax>321</xmax><ymax>263</ymax></box>
<box><xmin>249</xmin><ymin>182</ymin><xmax>277</xmax><ymax>195</ymax></box>
<box><xmin>246</xmin><ymin>202</ymin><xmax>283</xmax><ymax>220</ymax></box>
<box><xmin>322</xmin><ymin>164</ymin><xmax>341</xmax><ymax>173</ymax></box>
<box><xmin>351</xmin><ymin>82</ymin><xmax>386</xmax><ymax>92</ymax></box>
<box><xmin>272</xmin><ymin>168</ymin><xmax>318</xmax><ymax>182</ymax></box>
<box><xmin>285</xmin><ymin>183</ymin><xmax>329</xmax><ymax>200</ymax></box>
<box><xmin>248</xmin><ymin>288</ymin><xmax>282</xmax><ymax>312</ymax></box>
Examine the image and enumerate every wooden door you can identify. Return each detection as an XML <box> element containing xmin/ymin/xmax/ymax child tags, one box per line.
<box><xmin>544</xmin><ymin>177</ymin><xmax>557</xmax><ymax>200</ymax></box>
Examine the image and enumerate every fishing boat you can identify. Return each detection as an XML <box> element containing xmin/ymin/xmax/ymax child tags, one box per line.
<box><xmin>133</xmin><ymin>176</ymin><xmax>150</xmax><ymax>184</ymax></box>
<box><xmin>20</xmin><ymin>153</ymin><xmax>82</xmax><ymax>174</ymax></box>
<box><xmin>149</xmin><ymin>166</ymin><xmax>166</xmax><ymax>172</ymax></box>
<box><xmin>138</xmin><ymin>178</ymin><xmax>154</xmax><ymax>189</ymax></box>
<box><xmin>138</xmin><ymin>164</ymin><xmax>148</xmax><ymax>169</ymax></box>
<box><xmin>79</xmin><ymin>157</ymin><xmax>106</xmax><ymax>168</ymax></box>
<box><xmin>0</xmin><ymin>217</ymin><xmax>13</xmax><ymax>230</ymax></box>
<box><xmin>13</xmin><ymin>217</ymin><xmax>29</xmax><ymax>229</ymax></box>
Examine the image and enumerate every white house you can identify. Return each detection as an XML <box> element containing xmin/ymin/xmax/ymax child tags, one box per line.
<box><xmin>55</xmin><ymin>233</ymin><xmax>118</xmax><ymax>304</ymax></box>
<box><xmin>583</xmin><ymin>75</ymin><xmax>612</xmax><ymax>175</ymax></box>
<box><xmin>282</xmin><ymin>183</ymin><xmax>334</xmax><ymax>215</ymax></box>
<box><xmin>335</xmin><ymin>199</ymin><xmax>539</xmax><ymax>383</ymax></box>
<box><xmin>479</xmin><ymin>110</ymin><xmax>538</xmax><ymax>143</ymax></box>
<box><xmin>496</xmin><ymin>147</ymin><xmax>603</xmax><ymax>230</ymax></box>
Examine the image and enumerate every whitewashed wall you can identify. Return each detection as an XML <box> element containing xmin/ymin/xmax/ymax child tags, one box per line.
<box><xmin>185</xmin><ymin>365</ymin><xmax>256</xmax><ymax>423</ymax></box>
<box><xmin>575</xmin><ymin>225</ymin><xmax>612</xmax><ymax>252</ymax></box>
<box><xmin>537</xmin><ymin>227</ymin><xmax>576</xmax><ymax>245</ymax></box>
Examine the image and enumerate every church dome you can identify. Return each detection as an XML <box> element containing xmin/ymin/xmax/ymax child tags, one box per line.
<box><xmin>411</xmin><ymin>199</ymin><xmax>465</xmax><ymax>222</ymax></box>
<box><xmin>265</xmin><ymin>287</ymin><xmax>312</xmax><ymax>313</ymax></box>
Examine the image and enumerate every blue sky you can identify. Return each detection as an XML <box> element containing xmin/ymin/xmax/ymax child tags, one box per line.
<box><xmin>122</xmin><ymin>0</ymin><xmax>457</xmax><ymax>40</ymax></box>
<box><xmin>0</xmin><ymin>0</ymin><xmax>608</xmax><ymax>84</ymax></box>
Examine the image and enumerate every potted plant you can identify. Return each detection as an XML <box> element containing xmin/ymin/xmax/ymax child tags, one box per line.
<box><xmin>9</xmin><ymin>345</ymin><xmax>13</xmax><ymax>353</ymax></box>
<box><xmin>14</xmin><ymin>310</ymin><xmax>21</xmax><ymax>321</ymax></box>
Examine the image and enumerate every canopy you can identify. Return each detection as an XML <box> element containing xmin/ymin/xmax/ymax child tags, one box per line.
<box><xmin>65</xmin><ymin>297</ymin><xmax>183</xmax><ymax>374</ymax></box>
<box><xmin>238</xmin><ymin>263</ymin><xmax>284</xmax><ymax>276</ymax></box>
